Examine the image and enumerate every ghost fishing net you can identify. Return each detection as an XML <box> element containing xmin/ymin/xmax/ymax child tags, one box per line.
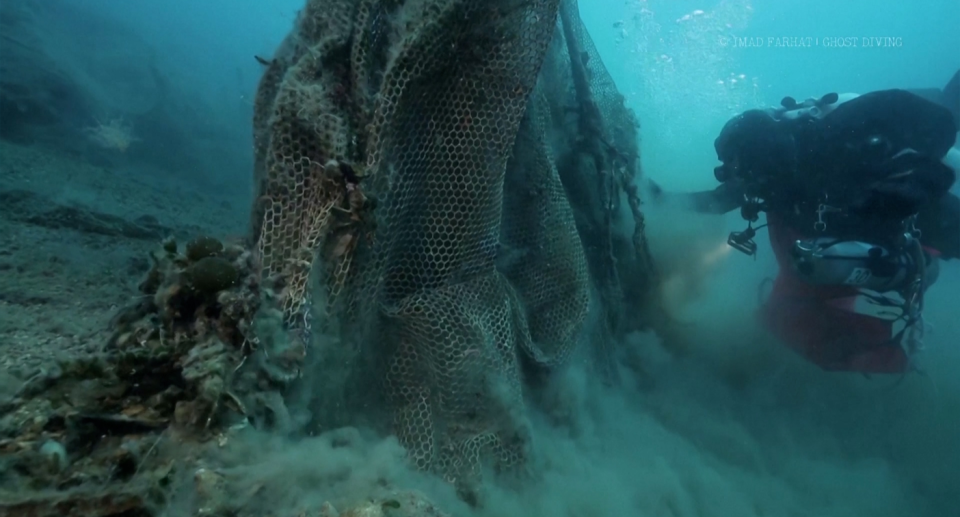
<box><xmin>250</xmin><ymin>0</ymin><xmax>660</xmax><ymax>493</ymax></box>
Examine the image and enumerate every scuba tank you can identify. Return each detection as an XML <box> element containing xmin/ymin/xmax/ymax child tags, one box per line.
<box><xmin>789</xmin><ymin>238</ymin><xmax>939</xmax><ymax>293</ymax></box>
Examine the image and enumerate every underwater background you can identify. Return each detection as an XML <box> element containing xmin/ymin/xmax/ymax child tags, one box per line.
<box><xmin>1</xmin><ymin>0</ymin><xmax>958</xmax><ymax>516</ymax></box>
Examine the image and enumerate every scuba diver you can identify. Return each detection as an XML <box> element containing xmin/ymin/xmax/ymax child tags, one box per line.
<box><xmin>650</xmin><ymin>71</ymin><xmax>960</xmax><ymax>375</ymax></box>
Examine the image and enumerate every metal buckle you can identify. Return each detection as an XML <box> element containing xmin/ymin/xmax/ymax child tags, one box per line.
<box><xmin>815</xmin><ymin>203</ymin><xmax>840</xmax><ymax>232</ymax></box>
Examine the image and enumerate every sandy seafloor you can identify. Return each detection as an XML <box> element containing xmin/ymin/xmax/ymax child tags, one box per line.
<box><xmin>0</xmin><ymin>139</ymin><xmax>248</xmax><ymax>377</ymax></box>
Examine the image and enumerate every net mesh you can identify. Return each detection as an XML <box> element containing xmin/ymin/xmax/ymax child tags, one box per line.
<box><xmin>250</xmin><ymin>0</ymin><xmax>659</xmax><ymax>490</ymax></box>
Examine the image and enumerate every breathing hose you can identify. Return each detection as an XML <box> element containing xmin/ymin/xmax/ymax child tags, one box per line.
<box><xmin>903</xmin><ymin>235</ymin><xmax>927</xmax><ymax>358</ymax></box>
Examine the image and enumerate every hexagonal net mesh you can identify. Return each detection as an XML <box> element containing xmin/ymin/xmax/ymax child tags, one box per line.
<box><xmin>250</xmin><ymin>0</ymin><xmax>657</xmax><ymax>490</ymax></box>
